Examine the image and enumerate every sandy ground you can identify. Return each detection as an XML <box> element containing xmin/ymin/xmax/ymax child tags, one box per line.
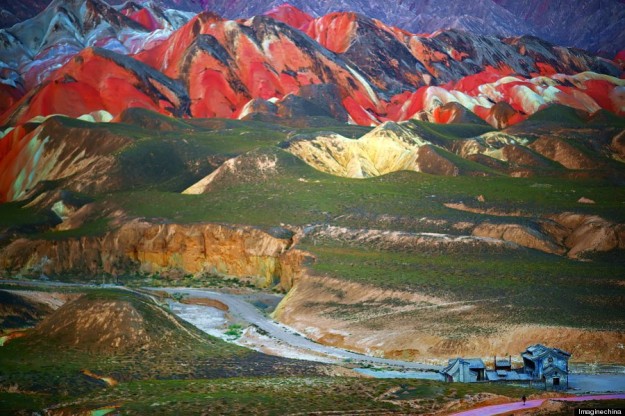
<box><xmin>273</xmin><ymin>275</ymin><xmax>625</xmax><ymax>364</ymax></box>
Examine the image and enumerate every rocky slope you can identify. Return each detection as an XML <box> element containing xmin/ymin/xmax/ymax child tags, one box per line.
<box><xmin>0</xmin><ymin>0</ymin><xmax>192</xmax><ymax>98</ymax></box>
<box><xmin>471</xmin><ymin>215</ymin><xmax>625</xmax><ymax>259</ymax></box>
<box><xmin>27</xmin><ymin>290</ymin><xmax>210</xmax><ymax>353</ymax></box>
<box><xmin>493</xmin><ymin>0</ymin><xmax>625</xmax><ymax>57</ymax></box>
<box><xmin>0</xmin><ymin>0</ymin><xmax>202</xmax><ymax>28</ymax></box>
<box><xmin>0</xmin><ymin>290</ymin><xmax>55</xmax><ymax>331</ymax></box>
<box><xmin>0</xmin><ymin>44</ymin><xmax>190</xmax><ymax>126</ymax></box>
<box><xmin>0</xmin><ymin>0</ymin><xmax>623</xmax><ymax>373</ymax></box>
<box><xmin>304</xmin><ymin>213</ymin><xmax>625</xmax><ymax>260</ymax></box>
<box><xmin>0</xmin><ymin>115</ymin><xmax>130</xmax><ymax>202</ymax></box>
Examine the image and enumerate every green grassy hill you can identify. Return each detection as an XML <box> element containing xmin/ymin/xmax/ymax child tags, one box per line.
<box><xmin>0</xmin><ymin>288</ymin><xmax>326</xmax><ymax>414</ymax></box>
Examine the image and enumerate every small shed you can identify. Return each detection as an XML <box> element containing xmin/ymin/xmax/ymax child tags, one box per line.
<box><xmin>494</xmin><ymin>356</ymin><xmax>512</xmax><ymax>371</ymax></box>
<box><xmin>441</xmin><ymin>358</ymin><xmax>486</xmax><ymax>383</ymax></box>
<box><xmin>522</xmin><ymin>344</ymin><xmax>571</xmax><ymax>390</ymax></box>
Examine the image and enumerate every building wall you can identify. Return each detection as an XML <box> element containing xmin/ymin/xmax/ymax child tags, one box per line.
<box><xmin>545</xmin><ymin>374</ymin><xmax>568</xmax><ymax>390</ymax></box>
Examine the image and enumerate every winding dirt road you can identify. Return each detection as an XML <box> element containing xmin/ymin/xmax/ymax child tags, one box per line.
<box><xmin>154</xmin><ymin>287</ymin><xmax>442</xmax><ymax>371</ymax></box>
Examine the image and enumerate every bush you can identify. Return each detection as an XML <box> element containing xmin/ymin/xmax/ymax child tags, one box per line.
<box><xmin>224</xmin><ymin>324</ymin><xmax>244</xmax><ymax>339</ymax></box>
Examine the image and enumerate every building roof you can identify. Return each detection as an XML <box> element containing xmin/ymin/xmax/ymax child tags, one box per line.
<box><xmin>466</xmin><ymin>358</ymin><xmax>485</xmax><ymax>369</ymax></box>
<box><xmin>442</xmin><ymin>358</ymin><xmax>463</xmax><ymax>375</ymax></box>
<box><xmin>543</xmin><ymin>364</ymin><xmax>568</xmax><ymax>376</ymax></box>
<box><xmin>496</xmin><ymin>359</ymin><xmax>511</xmax><ymax>367</ymax></box>
<box><xmin>522</xmin><ymin>344</ymin><xmax>571</xmax><ymax>361</ymax></box>
<box><xmin>442</xmin><ymin>358</ymin><xmax>485</xmax><ymax>375</ymax></box>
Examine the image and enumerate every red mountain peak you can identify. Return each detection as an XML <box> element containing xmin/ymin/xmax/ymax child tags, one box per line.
<box><xmin>264</xmin><ymin>3</ymin><xmax>314</xmax><ymax>30</ymax></box>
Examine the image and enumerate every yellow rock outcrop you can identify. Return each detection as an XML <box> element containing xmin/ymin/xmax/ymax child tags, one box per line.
<box><xmin>284</xmin><ymin>121</ymin><xmax>459</xmax><ymax>178</ymax></box>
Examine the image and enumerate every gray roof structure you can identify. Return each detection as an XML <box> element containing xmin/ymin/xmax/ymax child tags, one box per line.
<box><xmin>543</xmin><ymin>364</ymin><xmax>568</xmax><ymax>376</ymax></box>
<box><xmin>486</xmin><ymin>370</ymin><xmax>532</xmax><ymax>382</ymax></box>
<box><xmin>465</xmin><ymin>358</ymin><xmax>485</xmax><ymax>369</ymax></box>
<box><xmin>442</xmin><ymin>358</ymin><xmax>485</xmax><ymax>375</ymax></box>
<box><xmin>522</xmin><ymin>344</ymin><xmax>571</xmax><ymax>361</ymax></box>
<box><xmin>442</xmin><ymin>358</ymin><xmax>463</xmax><ymax>375</ymax></box>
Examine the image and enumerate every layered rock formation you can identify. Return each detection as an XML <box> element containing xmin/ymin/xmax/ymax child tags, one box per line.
<box><xmin>284</xmin><ymin>113</ymin><xmax>625</xmax><ymax>180</ymax></box>
<box><xmin>0</xmin><ymin>115</ymin><xmax>129</xmax><ymax>202</ymax></box>
<box><xmin>201</xmin><ymin>1</ymin><xmax>625</xmax><ymax>56</ymax></box>
<box><xmin>445</xmin><ymin>205</ymin><xmax>625</xmax><ymax>259</ymax></box>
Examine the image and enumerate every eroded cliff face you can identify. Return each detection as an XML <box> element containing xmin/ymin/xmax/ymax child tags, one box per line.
<box><xmin>274</xmin><ymin>275</ymin><xmax>625</xmax><ymax>364</ymax></box>
<box><xmin>0</xmin><ymin>220</ymin><xmax>308</xmax><ymax>290</ymax></box>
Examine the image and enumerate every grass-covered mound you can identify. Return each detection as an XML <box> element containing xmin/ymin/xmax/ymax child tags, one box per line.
<box><xmin>0</xmin><ymin>289</ymin><xmax>326</xmax><ymax>413</ymax></box>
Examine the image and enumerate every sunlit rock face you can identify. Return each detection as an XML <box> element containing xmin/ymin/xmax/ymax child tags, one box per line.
<box><xmin>1</xmin><ymin>2</ymin><xmax>623</xmax><ymax>130</ymax></box>
<box><xmin>282</xmin><ymin>121</ymin><xmax>464</xmax><ymax>178</ymax></box>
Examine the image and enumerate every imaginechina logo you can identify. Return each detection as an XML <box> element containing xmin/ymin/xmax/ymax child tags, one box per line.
<box><xmin>576</xmin><ymin>409</ymin><xmax>624</xmax><ymax>416</ymax></box>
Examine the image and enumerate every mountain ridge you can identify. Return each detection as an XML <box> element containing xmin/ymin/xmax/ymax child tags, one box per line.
<box><xmin>1</xmin><ymin>1</ymin><xmax>623</xmax><ymax>129</ymax></box>
<box><xmin>2</xmin><ymin>0</ymin><xmax>624</xmax><ymax>56</ymax></box>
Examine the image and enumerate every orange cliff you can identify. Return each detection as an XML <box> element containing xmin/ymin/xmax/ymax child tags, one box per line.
<box><xmin>0</xmin><ymin>220</ymin><xmax>310</xmax><ymax>291</ymax></box>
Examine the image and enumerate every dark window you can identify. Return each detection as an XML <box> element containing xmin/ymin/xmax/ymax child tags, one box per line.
<box><xmin>553</xmin><ymin>377</ymin><xmax>560</xmax><ymax>386</ymax></box>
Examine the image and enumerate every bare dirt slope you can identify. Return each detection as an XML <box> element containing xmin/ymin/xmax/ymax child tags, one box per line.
<box><xmin>274</xmin><ymin>275</ymin><xmax>625</xmax><ymax>364</ymax></box>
